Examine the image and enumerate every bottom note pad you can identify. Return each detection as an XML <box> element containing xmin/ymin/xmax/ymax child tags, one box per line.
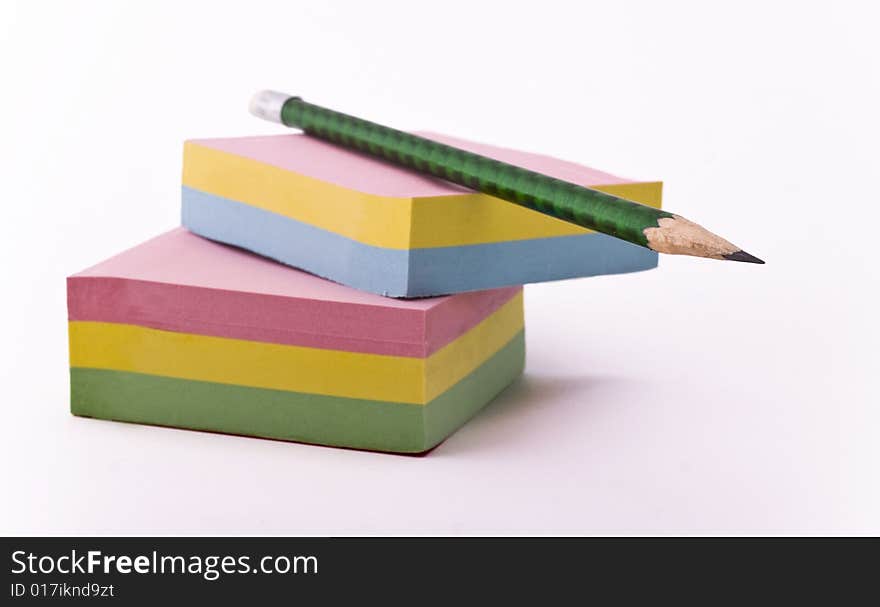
<box><xmin>67</xmin><ymin>229</ymin><xmax>525</xmax><ymax>453</ymax></box>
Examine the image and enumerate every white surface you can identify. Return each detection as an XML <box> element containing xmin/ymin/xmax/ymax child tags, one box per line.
<box><xmin>1</xmin><ymin>0</ymin><xmax>877</xmax><ymax>535</ymax></box>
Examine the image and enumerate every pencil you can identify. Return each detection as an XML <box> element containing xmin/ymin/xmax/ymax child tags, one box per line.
<box><xmin>249</xmin><ymin>91</ymin><xmax>763</xmax><ymax>264</ymax></box>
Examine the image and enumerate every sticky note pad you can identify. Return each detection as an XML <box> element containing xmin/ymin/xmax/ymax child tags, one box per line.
<box><xmin>67</xmin><ymin>229</ymin><xmax>524</xmax><ymax>453</ymax></box>
<box><xmin>181</xmin><ymin>132</ymin><xmax>663</xmax><ymax>297</ymax></box>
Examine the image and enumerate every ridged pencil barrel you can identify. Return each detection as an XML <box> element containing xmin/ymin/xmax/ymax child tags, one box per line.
<box><xmin>277</xmin><ymin>97</ymin><xmax>672</xmax><ymax>248</ymax></box>
<box><xmin>249</xmin><ymin>91</ymin><xmax>762</xmax><ymax>263</ymax></box>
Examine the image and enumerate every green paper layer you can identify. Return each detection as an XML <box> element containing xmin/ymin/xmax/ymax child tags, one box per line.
<box><xmin>70</xmin><ymin>331</ymin><xmax>525</xmax><ymax>453</ymax></box>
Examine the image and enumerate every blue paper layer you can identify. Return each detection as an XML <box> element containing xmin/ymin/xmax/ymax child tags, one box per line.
<box><xmin>182</xmin><ymin>186</ymin><xmax>658</xmax><ymax>297</ymax></box>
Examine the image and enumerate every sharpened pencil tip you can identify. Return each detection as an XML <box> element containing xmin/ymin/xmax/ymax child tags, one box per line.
<box><xmin>723</xmin><ymin>250</ymin><xmax>765</xmax><ymax>264</ymax></box>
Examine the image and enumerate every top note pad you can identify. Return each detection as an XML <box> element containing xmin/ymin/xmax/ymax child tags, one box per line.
<box><xmin>182</xmin><ymin>132</ymin><xmax>663</xmax><ymax>297</ymax></box>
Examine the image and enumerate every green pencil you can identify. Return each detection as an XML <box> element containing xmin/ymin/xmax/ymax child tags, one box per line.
<box><xmin>249</xmin><ymin>91</ymin><xmax>763</xmax><ymax>264</ymax></box>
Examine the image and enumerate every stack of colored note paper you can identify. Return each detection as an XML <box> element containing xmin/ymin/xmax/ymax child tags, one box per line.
<box><xmin>181</xmin><ymin>132</ymin><xmax>663</xmax><ymax>297</ymax></box>
<box><xmin>68</xmin><ymin>132</ymin><xmax>662</xmax><ymax>453</ymax></box>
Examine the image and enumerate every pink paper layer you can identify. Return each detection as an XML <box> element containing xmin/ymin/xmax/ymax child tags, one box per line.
<box><xmin>188</xmin><ymin>131</ymin><xmax>634</xmax><ymax>198</ymax></box>
<box><xmin>68</xmin><ymin>229</ymin><xmax>520</xmax><ymax>357</ymax></box>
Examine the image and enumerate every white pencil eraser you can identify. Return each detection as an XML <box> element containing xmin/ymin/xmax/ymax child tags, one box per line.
<box><xmin>248</xmin><ymin>90</ymin><xmax>292</xmax><ymax>124</ymax></box>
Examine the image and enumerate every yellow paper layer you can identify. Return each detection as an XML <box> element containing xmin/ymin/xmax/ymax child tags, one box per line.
<box><xmin>183</xmin><ymin>143</ymin><xmax>662</xmax><ymax>250</ymax></box>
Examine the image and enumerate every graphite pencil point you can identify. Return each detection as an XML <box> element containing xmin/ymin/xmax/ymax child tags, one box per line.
<box><xmin>723</xmin><ymin>250</ymin><xmax>765</xmax><ymax>264</ymax></box>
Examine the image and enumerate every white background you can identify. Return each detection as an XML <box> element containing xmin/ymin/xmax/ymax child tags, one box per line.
<box><xmin>1</xmin><ymin>0</ymin><xmax>877</xmax><ymax>534</ymax></box>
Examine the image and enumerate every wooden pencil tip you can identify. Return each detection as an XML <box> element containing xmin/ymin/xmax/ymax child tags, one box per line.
<box><xmin>723</xmin><ymin>250</ymin><xmax>765</xmax><ymax>264</ymax></box>
<box><xmin>644</xmin><ymin>216</ymin><xmax>763</xmax><ymax>265</ymax></box>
